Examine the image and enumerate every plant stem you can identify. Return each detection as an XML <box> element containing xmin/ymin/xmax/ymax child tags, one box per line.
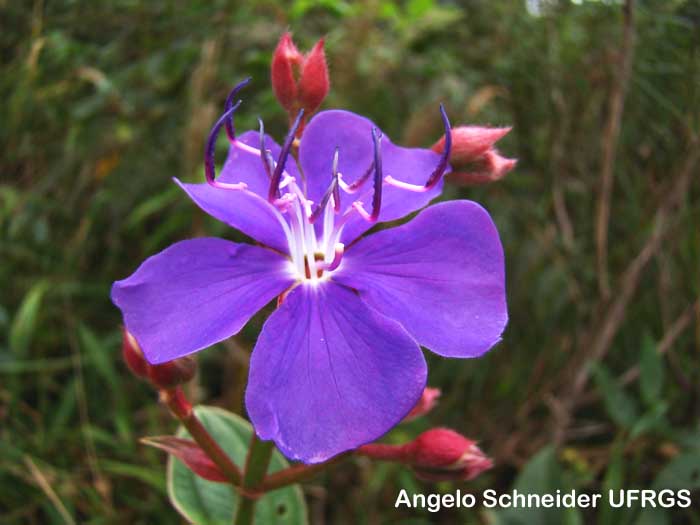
<box><xmin>234</xmin><ymin>434</ymin><xmax>274</xmax><ymax>525</ymax></box>
<box><xmin>260</xmin><ymin>452</ymin><xmax>349</xmax><ymax>492</ymax></box>
<box><xmin>356</xmin><ymin>443</ymin><xmax>408</xmax><ymax>462</ymax></box>
<box><xmin>161</xmin><ymin>388</ymin><xmax>242</xmax><ymax>485</ymax></box>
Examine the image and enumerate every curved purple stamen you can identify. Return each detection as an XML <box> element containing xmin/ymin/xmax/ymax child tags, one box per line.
<box><xmin>332</xmin><ymin>149</ymin><xmax>341</xmax><ymax>213</ymax></box>
<box><xmin>309</xmin><ymin>147</ymin><xmax>340</xmax><ymax>224</ymax></box>
<box><xmin>345</xmin><ymin>161</ymin><xmax>374</xmax><ymax>193</ymax></box>
<box><xmin>424</xmin><ymin>104</ymin><xmax>451</xmax><ymax>189</ymax></box>
<box><xmin>258</xmin><ymin>118</ymin><xmax>275</xmax><ymax>179</ymax></box>
<box><xmin>224</xmin><ymin>77</ymin><xmax>252</xmax><ymax>143</ymax></box>
<box><xmin>204</xmin><ymin>100</ymin><xmax>247</xmax><ymax>190</ymax></box>
<box><xmin>369</xmin><ymin>128</ymin><xmax>383</xmax><ymax>221</ymax></box>
<box><xmin>268</xmin><ymin>109</ymin><xmax>305</xmax><ymax>202</ymax></box>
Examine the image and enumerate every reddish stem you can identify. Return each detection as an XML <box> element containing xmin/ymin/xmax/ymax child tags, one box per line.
<box><xmin>160</xmin><ymin>387</ymin><xmax>243</xmax><ymax>486</ymax></box>
<box><xmin>356</xmin><ymin>443</ymin><xmax>409</xmax><ymax>462</ymax></box>
<box><xmin>260</xmin><ymin>453</ymin><xmax>350</xmax><ymax>492</ymax></box>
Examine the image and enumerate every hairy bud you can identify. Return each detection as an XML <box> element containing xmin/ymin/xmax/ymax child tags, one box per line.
<box><xmin>298</xmin><ymin>39</ymin><xmax>329</xmax><ymax>116</ymax></box>
<box><xmin>271</xmin><ymin>32</ymin><xmax>329</xmax><ymax>123</ymax></box>
<box><xmin>271</xmin><ymin>33</ymin><xmax>303</xmax><ymax>113</ymax></box>
<box><xmin>122</xmin><ymin>328</ymin><xmax>149</xmax><ymax>379</ymax></box>
<box><xmin>147</xmin><ymin>356</ymin><xmax>197</xmax><ymax>389</ymax></box>
<box><xmin>406</xmin><ymin>428</ymin><xmax>493</xmax><ymax>482</ymax></box>
<box><xmin>121</xmin><ymin>327</ymin><xmax>197</xmax><ymax>388</ymax></box>
<box><xmin>358</xmin><ymin>427</ymin><xmax>492</xmax><ymax>483</ymax></box>
<box><xmin>404</xmin><ymin>387</ymin><xmax>441</xmax><ymax>422</ymax></box>
<box><xmin>432</xmin><ymin>125</ymin><xmax>516</xmax><ymax>186</ymax></box>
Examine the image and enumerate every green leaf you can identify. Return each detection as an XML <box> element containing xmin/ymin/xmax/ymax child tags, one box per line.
<box><xmin>598</xmin><ymin>442</ymin><xmax>625</xmax><ymax>525</ymax></box>
<box><xmin>635</xmin><ymin>507</ymin><xmax>670</xmax><ymax>525</ymax></box>
<box><xmin>78</xmin><ymin>324</ymin><xmax>118</xmax><ymax>389</ymax></box>
<box><xmin>101</xmin><ymin>459</ymin><xmax>167</xmax><ymax>493</ymax></box>
<box><xmin>9</xmin><ymin>281</ymin><xmax>49</xmax><ymax>355</ymax></box>
<box><xmin>592</xmin><ymin>364</ymin><xmax>639</xmax><ymax>428</ymax></box>
<box><xmin>491</xmin><ymin>446</ymin><xmax>582</xmax><ymax>525</ymax></box>
<box><xmin>629</xmin><ymin>402</ymin><xmax>668</xmax><ymax>439</ymax></box>
<box><xmin>652</xmin><ymin>453</ymin><xmax>700</xmax><ymax>490</ymax></box>
<box><xmin>167</xmin><ymin>406</ymin><xmax>308</xmax><ymax>525</ymax></box>
<box><xmin>639</xmin><ymin>334</ymin><xmax>664</xmax><ymax>407</ymax></box>
<box><xmin>124</xmin><ymin>186</ymin><xmax>179</xmax><ymax>230</ymax></box>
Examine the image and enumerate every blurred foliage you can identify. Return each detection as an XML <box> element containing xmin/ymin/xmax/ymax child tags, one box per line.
<box><xmin>1</xmin><ymin>0</ymin><xmax>699</xmax><ymax>523</ymax></box>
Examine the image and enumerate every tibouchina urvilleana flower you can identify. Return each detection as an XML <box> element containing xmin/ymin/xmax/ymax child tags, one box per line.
<box><xmin>111</xmin><ymin>79</ymin><xmax>508</xmax><ymax>463</ymax></box>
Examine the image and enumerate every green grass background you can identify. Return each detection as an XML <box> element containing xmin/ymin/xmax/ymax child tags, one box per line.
<box><xmin>1</xmin><ymin>0</ymin><xmax>699</xmax><ymax>523</ymax></box>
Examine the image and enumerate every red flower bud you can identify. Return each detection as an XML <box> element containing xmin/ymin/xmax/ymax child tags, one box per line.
<box><xmin>121</xmin><ymin>327</ymin><xmax>197</xmax><ymax>388</ymax></box>
<box><xmin>432</xmin><ymin>125</ymin><xmax>516</xmax><ymax>186</ymax></box>
<box><xmin>357</xmin><ymin>428</ymin><xmax>492</xmax><ymax>483</ymax></box>
<box><xmin>298</xmin><ymin>39</ymin><xmax>329</xmax><ymax>116</ymax></box>
<box><xmin>122</xmin><ymin>328</ymin><xmax>149</xmax><ymax>379</ymax></box>
<box><xmin>404</xmin><ymin>387</ymin><xmax>441</xmax><ymax>422</ymax></box>
<box><xmin>147</xmin><ymin>356</ymin><xmax>197</xmax><ymax>389</ymax></box>
<box><xmin>406</xmin><ymin>428</ymin><xmax>492</xmax><ymax>482</ymax></box>
<box><xmin>271</xmin><ymin>32</ymin><xmax>303</xmax><ymax>113</ymax></box>
<box><xmin>270</xmin><ymin>33</ymin><xmax>329</xmax><ymax>122</ymax></box>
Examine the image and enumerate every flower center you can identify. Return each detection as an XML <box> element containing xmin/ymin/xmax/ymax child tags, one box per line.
<box><xmin>278</xmin><ymin>171</ymin><xmax>344</xmax><ymax>284</ymax></box>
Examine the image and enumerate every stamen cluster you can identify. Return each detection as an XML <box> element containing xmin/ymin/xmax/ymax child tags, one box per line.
<box><xmin>204</xmin><ymin>80</ymin><xmax>452</xmax><ymax>283</ymax></box>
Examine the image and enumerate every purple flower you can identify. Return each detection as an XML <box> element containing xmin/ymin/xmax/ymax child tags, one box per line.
<box><xmin>112</xmin><ymin>81</ymin><xmax>508</xmax><ymax>463</ymax></box>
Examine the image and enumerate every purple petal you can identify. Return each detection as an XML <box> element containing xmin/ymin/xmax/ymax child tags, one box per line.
<box><xmin>298</xmin><ymin>110</ymin><xmax>444</xmax><ymax>244</ymax></box>
<box><xmin>245</xmin><ymin>281</ymin><xmax>426</xmax><ymax>463</ymax></box>
<box><xmin>221</xmin><ymin>130</ymin><xmax>300</xmax><ymax>192</ymax></box>
<box><xmin>333</xmin><ymin>200</ymin><xmax>508</xmax><ymax>358</ymax></box>
<box><xmin>174</xmin><ymin>180</ymin><xmax>289</xmax><ymax>253</ymax></box>
<box><xmin>175</xmin><ymin>131</ymin><xmax>299</xmax><ymax>253</ymax></box>
<box><xmin>111</xmin><ymin>238</ymin><xmax>295</xmax><ymax>364</ymax></box>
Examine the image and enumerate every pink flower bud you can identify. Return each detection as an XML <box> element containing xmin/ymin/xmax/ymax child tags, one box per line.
<box><xmin>298</xmin><ymin>38</ymin><xmax>329</xmax><ymax>116</ymax></box>
<box><xmin>405</xmin><ymin>428</ymin><xmax>493</xmax><ymax>482</ymax></box>
<box><xmin>122</xmin><ymin>328</ymin><xmax>149</xmax><ymax>379</ymax></box>
<box><xmin>433</xmin><ymin>126</ymin><xmax>511</xmax><ymax>164</ymax></box>
<box><xmin>271</xmin><ymin>32</ymin><xmax>303</xmax><ymax>113</ymax></box>
<box><xmin>432</xmin><ymin>125</ymin><xmax>516</xmax><ymax>186</ymax></box>
<box><xmin>148</xmin><ymin>356</ymin><xmax>197</xmax><ymax>389</ymax></box>
<box><xmin>404</xmin><ymin>387</ymin><xmax>441</xmax><ymax>422</ymax></box>
<box><xmin>450</xmin><ymin>150</ymin><xmax>518</xmax><ymax>186</ymax></box>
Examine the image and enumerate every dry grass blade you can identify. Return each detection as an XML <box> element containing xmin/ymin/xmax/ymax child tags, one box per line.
<box><xmin>595</xmin><ymin>0</ymin><xmax>637</xmax><ymax>299</ymax></box>
<box><xmin>23</xmin><ymin>455</ymin><xmax>76</xmax><ymax>525</ymax></box>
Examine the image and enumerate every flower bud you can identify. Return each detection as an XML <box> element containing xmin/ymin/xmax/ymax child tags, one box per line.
<box><xmin>433</xmin><ymin>126</ymin><xmax>510</xmax><ymax>164</ymax></box>
<box><xmin>357</xmin><ymin>428</ymin><xmax>492</xmax><ymax>483</ymax></box>
<box><xmin>432</xmin><ymin>125</ymin><xmax>516</xmax><ymax>186</ymax></box>
<box><xmin>404</xmin><ymin>387</ymin><xmax>441</xmax><ymax>422</ymax></box>
<box><xmin>406</xmin><ymin>428</ymin><xmax>493</xmax><ymax>482</ymax></box>
<box><xmin>147</xmin><ymin>356</ymin><xmax>197</xmax><ymax>389</ymax></box>
<box><xmin>271</xmin><ymin>33</ymin><xmax>303</xmax><ymax>113</ymax></box>
<box><xmin>122</xmin><ymin>328</ymin><xmax>149</xmax><ymax>379</ymax></box>
<box><xmin>297</xmin><ymin>39</ymin><xmax>329</xmax><ymax>116</ymax></box>
<box><xmin>450</xmin><ymin>150</ymin><xmax>517</xmax><ymax>186</ymax></box>
<box><xmin>270</xmin><ymin>33</ymin><xmax>329</xmax><ymax>121</ymax></box>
